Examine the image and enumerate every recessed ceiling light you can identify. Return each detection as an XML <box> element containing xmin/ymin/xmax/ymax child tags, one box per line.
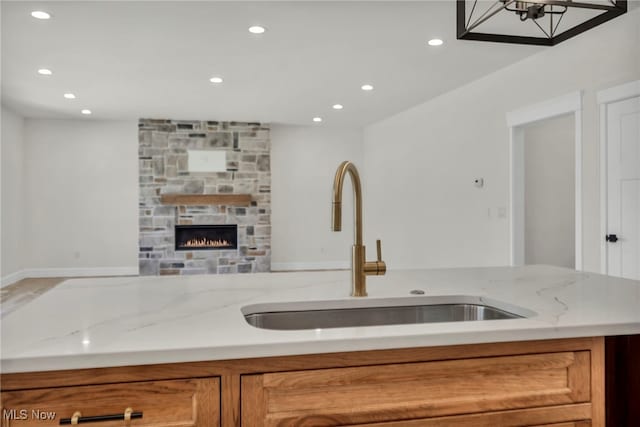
<box><xmin>31</xmin><ymin>11</ymin><xmax>51</xmax><ymax>20</ymax></box>
<box><xmin>63</xmin><ymin>93</ymin><xmax>76</xmax><ymax>99</ymax></box>
<box><xmin>361</xmin><ymin>84</ymin><xmax>374</xmax><ymax>91</ymax></box>
<box><xmin>81</xmin><ymin>109</ymin><xmax>92</xmax><ymax>115</ymax></box>
<box><xmin>209</xmin><ymin>77</ymin><xmax>223</xmax><ymax>84</ymax></box>
<box><xmin>248</xmin><ymin>26</ymin><xmax>266</xmax><ymax>34</ymax></box>
<box><xmin>332</xmin><ymin>104</ymin><xmax>344</xmax><ymax>110</ymax></box>
<box><xmin>313</xmin><ymin>117</ymin><xmax>323</xmax><ymax>123</ymax></box>
<box><xmin>37</xmin><ymin>68</ymin><xmax>52</xmax><ymax>76</ymax></box>
<box><xmin>428</xmin><ymin>38</ymin><xmax>444</xmax><ymax>46</ymax></box>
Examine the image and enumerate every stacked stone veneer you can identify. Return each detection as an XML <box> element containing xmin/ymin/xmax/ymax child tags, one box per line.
<box><xmin>138</xmin><ymin>119</ymin><xmax>271</xmax><ymax>275</ymax></box>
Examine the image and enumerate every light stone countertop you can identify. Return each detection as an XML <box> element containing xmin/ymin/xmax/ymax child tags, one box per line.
<box><xmin>2</xmin><ymin>265</ymin><xmax>640</xmax><ymax>374</ymax></box>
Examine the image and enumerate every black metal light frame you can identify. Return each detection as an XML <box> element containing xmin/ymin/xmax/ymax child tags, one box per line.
<box><xmin>457</xmin><ymin>0</ymin><xmax>628</xmax><ymax>46</ymax></box>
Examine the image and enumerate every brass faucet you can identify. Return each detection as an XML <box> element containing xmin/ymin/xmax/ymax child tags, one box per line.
<box><xmin>331</xmin><ymin>161</ymin><xmax>386</xmax><ymax>297</ymax></box>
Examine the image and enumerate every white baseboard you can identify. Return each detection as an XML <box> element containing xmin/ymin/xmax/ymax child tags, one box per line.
<box><xmin>0</xmin><ymin>270</ymin><xmax>28</xmax><ymax>288</ymax></box>
<box><xmin>271</xmin><ymin>261</ymin><xmax>350</xmax><ymax>271</ymax></box>
<box><xmin>1</xmin><ymin>266</ymin><xmax>139</xmax><ymax>288</ymax></box>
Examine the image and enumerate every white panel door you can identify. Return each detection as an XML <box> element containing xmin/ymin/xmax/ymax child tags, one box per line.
<box><xmin>606</xmin><ymin>96</ymin><xmax>640</xmax><ymax>279</ymax></box>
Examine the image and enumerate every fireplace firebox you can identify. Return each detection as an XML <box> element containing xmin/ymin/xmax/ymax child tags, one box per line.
<box><xmin>175</xmin><ymin>225</ymin><xmax>238</xmax><ymax>251</ymax></box>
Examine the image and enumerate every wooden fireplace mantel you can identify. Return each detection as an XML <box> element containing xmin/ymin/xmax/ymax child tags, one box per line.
<box><xmin>160</xmin><ymin>194</ymin><xmax>252</xmax><ymax>206</ymax></box>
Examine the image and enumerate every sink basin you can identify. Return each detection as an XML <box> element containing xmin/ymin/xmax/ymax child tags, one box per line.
<box><xmin>242</xmin><ymin>296</ymin><xmax>531</xmax><ymax>331</ymax></box>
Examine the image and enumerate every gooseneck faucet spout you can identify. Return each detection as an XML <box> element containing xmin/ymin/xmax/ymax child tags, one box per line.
<box><xmin>331</xmin><ymin>161</ymin><xmax>385</xmax><ymax>297</ymax></box>
<box><xmin>331</xmin><ymin>161</ymin><xmax>363</xmax><ymax>244</ymax></box>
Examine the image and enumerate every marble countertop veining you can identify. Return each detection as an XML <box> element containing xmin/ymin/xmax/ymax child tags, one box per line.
<box><xmin>2</xmin><ymin>265</ymin><xmax>640</xmax><ymax>374</ymax></box>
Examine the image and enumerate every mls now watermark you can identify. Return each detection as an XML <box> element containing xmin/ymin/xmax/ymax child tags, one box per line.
<box><xmin>3</xmin><ymin>409</ymin><xmax>57</xmax><ymax>421</ymax></box>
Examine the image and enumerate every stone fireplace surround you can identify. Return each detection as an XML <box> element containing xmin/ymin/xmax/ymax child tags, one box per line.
<box><xmin>138</xmin><ymin>119</ymin><xmax>271</xmax><ymax>276</ymax></box>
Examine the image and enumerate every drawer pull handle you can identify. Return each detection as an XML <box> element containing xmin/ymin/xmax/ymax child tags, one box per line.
<box><xmin>60</xmin><ymin>409</ymin><xmax>143</xmax><ymax>425</ymax></box>
<box><xmin>71</xmin><ymin>412</ymin><xmax>81</xmax><ymax>425</ymax></box>
<box><xmin>124</xmin><ymin>407</ymin><xmax>132</xmax><ymax>427</ymax></box>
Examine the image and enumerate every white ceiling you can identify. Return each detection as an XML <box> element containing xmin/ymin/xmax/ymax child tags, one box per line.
<box><xmin>2</xmin><ymin>1</ymin><xmax>557</xmax><ymax>126</ymax></box>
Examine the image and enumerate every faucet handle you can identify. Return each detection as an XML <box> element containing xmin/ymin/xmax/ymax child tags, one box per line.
<box><xmin>364</xmin><ymin>240</ymin><xmax>386</xmax><ymax>276</ymax></box>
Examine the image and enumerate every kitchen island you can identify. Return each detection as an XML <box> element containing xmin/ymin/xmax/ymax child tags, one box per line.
<box><xmin>2</xmin><ymin>265</ymin><xmax>640</xmax><ymax>426</ymax></box>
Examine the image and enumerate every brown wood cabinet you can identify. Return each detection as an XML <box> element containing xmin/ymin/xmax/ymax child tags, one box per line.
<box><xmin>0</xmin><ymin>378</ymin><xmax>219</xmax><ymax>427</ymax></box>
<box><xmin>348</xmin><ymin>410</ymin><xmax>593</xmax><ymax>426</ymax></box>
<box><xmin>0</xmin><ymin>337</ymin><xmax>604</xmax><ymax>427</ymax></box>
<box><xmin>241</xmin><ymin>350</ymin><xmax>598</xmax><ymax>426</ymax></box>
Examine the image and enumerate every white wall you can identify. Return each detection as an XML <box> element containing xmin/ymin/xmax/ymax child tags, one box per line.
<box><xmin>1</xmin><ymin>106</ymin><xmax>26</xmax><ymax>282</ymax></box>
<box><xmin>5</xmin><ymin>119</ymin><xmax>362</xmax><ymax>279</ymax></box>
<box><xmin>363</xmin><ymin>10</ymin><xmax>640</xmax><ymax>271</ymax></box>
<box><xmin>23</xmin><ymin>119</ymin><xmax>139</xmax><ymax>274</ymax></box>
<box><xmin>524</xmin><ymin>114</ymin><xmax>575</xmax><ymax>268</ymax></box>
<box><xmin>271</xmin><ymin>125</ymin><xmax>363</xmax><ymax>270</ymax></box>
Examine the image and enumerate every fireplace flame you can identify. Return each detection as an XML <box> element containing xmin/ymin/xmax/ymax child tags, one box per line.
<box><xmin>181</xmin><ymin>237</ymin><xmax>233</xmax><ymax>248</ymax></box>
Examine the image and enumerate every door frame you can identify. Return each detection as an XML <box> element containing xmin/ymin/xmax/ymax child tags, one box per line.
<box><xmin>506</xmin><ymin>91</ymin><xmax>583</xmax><ymax>269</ymax></box>
<box><xmin>597</xmin><ymin>80</ymin><xmax>640</xmax><ymax>274</ymax></box>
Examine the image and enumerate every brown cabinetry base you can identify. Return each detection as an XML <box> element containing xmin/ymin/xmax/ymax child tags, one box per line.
<box><xmin>0</xmin><ymin>337</ymin><xmax>605</xmax><ymax>427</ymax></box>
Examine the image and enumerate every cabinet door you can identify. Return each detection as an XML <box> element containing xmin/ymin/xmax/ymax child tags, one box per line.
<box><xmin>241</xmin><ymin>352</ymin><xmax>591</xmax><ymax>426</ymax></box>
<box><xmin>1</xmin><ymin>378</ymin><xmax>219</xmax><ymax>427</ymax></box>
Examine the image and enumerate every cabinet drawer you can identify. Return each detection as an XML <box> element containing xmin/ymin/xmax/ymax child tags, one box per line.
<box><xmin>1</xmin><ymin>378</ymin><xmax>219</xmax><ymax>427</ymax></box>
<box><xmin>538</xmin><ymin>423</ymin><xmax>590</xmax><ymax>427</ymax></box>
<box><xmin>242</xmin><ymin>351</ymin><xmax>591</xmax><ymax>426</ymax></box>
<box><xmin>350</xmin><ymin>405</ymin><xmax>592</xmax><ymax>426</ymax></box>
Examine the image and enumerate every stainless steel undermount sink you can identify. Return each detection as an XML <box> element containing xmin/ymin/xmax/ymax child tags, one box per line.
<box><xmin>242</xmin><ymin>296</ymin><xmax>533</xmax><ymax>331</ymax></box>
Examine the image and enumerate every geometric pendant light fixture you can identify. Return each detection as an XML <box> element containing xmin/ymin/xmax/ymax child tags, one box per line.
<box><xmin>457</xmin><ymin>0</ymin><xmax>627</xmax><ymax>46</ymax></box>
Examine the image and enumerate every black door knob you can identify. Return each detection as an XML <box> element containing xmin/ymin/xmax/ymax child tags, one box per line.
<box><xmin>606</xmin><ymin>234</ymin><xmax>619</xmax><ymax>243</ymax></box>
